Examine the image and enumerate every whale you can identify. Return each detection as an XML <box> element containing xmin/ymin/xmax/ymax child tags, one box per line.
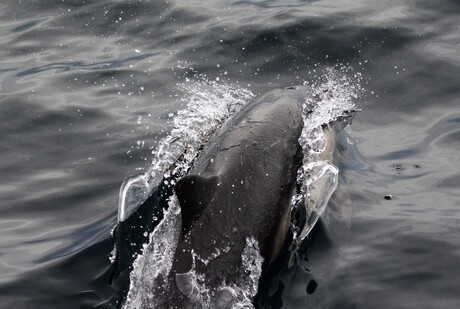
<box><xmin>147</xmin><ymin>85</ymin><xmax>336</xmax><ymax>308</ymax></box>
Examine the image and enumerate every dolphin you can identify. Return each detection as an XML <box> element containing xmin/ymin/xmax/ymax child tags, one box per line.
<box><xmin>150</xmin><ymin>85</ymin><xmax>335</xmax><ymax>308</ymax></box>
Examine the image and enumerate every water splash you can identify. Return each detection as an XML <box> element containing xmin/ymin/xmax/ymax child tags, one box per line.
<box><xmin>123</xmin><ymin>194</ymin><xmax>182</xmax><ymax>308</ymax></box>
<box><xmin>120</xmin><ymin>66</ymin><xmax>362</xmax><ymax>307</ymax></box>
<box><xmin>124</xmin><ymin>207</ymin><xmax>263</xmax><ymax>309</ymax></box>
<box><xmin>118</xmin><ymin>173</ymin><xmax>150</xmax><ymax>222</ymax></box>
<box><xmin>291</xmin><ymin>66</ymin><xmax>362</xmax><ymax>245</ymax></box>
<box><xmin>118</xmin><ymin>76</ymin><xmax>254</xmax><ymax>222</ymax></box>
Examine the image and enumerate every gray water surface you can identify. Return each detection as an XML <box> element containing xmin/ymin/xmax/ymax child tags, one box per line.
<box><xmin>0</xmin><ymin>0</ymin><xmax>459</xmax><ymax>308</ymax></box>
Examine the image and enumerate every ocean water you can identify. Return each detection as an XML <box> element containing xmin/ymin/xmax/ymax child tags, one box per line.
<box><xmin>1</xmin><ymin>0</ymin><xmax>459</xmax><ymax>308</ymax></box>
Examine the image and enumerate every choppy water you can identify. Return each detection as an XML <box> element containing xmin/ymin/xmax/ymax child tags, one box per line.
<box><xmin>1</xmin><ymin>0</ymin><xmax>460</xmax><ymax>308</ymax></box>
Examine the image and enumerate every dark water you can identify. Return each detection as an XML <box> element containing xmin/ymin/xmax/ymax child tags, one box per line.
<box><xmin>1</xmin><ymin>0</ymin><xmax>460</xmax><ymax>308</ymax></box>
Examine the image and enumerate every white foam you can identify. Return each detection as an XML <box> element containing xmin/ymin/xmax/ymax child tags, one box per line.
<box><xmin>123</xmin><ymin>194</ymin><xmax>182</xmax><ymax>308</ymax></box>
<box><xmin>291</xmin><ymin>66</ymin><xmax>362</xmax><ymax>245</ymax></box>
<box><xmin>120</xmin><ymin>67</ymin><xmax>362</xmax><ymax>307</ymax></box>
<box><xmin>122</xmin><ymin>76</ymin><xmax>256</xmax><ymax>308</ymax></box>
<box><xmin>118</xmin><ymin>76</ymin><xmax>254</xmax><ymax>222</ymax></box>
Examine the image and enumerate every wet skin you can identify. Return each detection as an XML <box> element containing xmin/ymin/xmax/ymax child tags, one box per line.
<box><xmin>156</xmin><ymin>86</ymin><xmax>313</xmax><ymax>307</ymax></box>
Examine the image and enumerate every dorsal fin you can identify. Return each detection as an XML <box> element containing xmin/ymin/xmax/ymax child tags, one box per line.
<box><xmin>174</xmin><ymin>175</ymin><xmax>218</xmax><ymax>233</ymax></box>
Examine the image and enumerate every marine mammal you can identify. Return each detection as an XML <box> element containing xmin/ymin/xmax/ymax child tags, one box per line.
<box><xmin>148</xmin><ymin>85</ymin><xmax>330</xmax><ymax>308</ymax></box>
